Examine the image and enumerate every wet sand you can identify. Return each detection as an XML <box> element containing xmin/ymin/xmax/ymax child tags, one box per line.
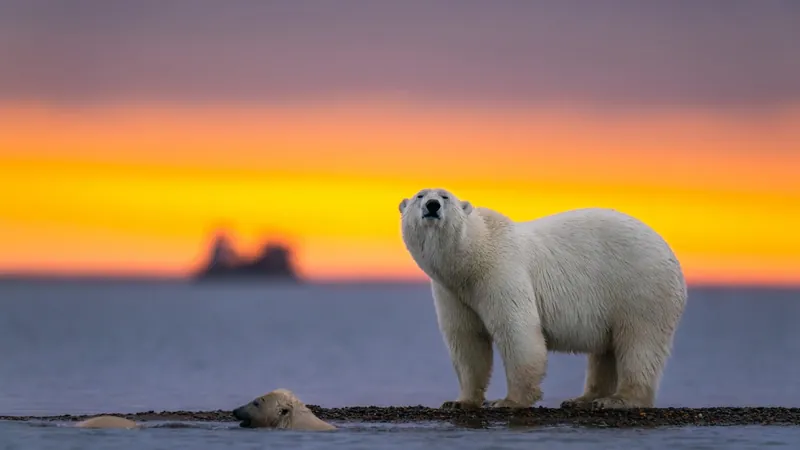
<box><xmin>3</xmin><ymin>406</ymin><xmax>800</xmax><ymax>428</ymax></box>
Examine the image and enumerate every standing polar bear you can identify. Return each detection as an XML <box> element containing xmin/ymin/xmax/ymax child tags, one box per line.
<box><xmin>399</xmin><ymin>188</ymin><xmax>687</xmax><ymax>410</ymax></box>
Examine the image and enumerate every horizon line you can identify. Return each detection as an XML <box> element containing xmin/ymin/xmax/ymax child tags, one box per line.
<box><xmin>1</xmin><ymin>272</ymin><xmax>799</xmax><ymax>291</ymax></box>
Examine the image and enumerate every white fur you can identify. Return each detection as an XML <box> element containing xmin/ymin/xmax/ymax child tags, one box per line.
<box><xmin>399</xmin><ymin>188</ymin><xmax>687</xmax><ymax>410</ymax></box>
<box><xmin>75</xmin><ymin>415</ymin><xmax>138</xmax><ymax>429</ymax></box>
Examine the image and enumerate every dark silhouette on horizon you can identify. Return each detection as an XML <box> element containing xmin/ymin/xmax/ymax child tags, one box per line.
<box><xmin>194</xmin><ymin>231</ymin><xmax>300</xmax><ymax>283</ymax></box>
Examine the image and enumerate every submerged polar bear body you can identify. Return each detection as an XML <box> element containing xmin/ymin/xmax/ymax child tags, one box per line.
<box><xmin>399</xmin><ymin>188</ymin><xmax>687</xmax><ymax>410</ymax></box>
<box><xmin>75</xmin><ymin>415</ymin><xmax>138</xmax><ymax>429</ymax></box>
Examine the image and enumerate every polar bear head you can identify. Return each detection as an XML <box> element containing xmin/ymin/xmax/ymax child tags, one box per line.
<box><xmin>399</xmin><ymin>188</ymin><xmax>491</xmax><ymax>286</ymax></box>
<box><xmin>398</xmin><ymin>188</ymin><xmax>473</xmax><ymax>231</ymax></box>
<box><xmin>231</xmin><ymin>389</ymin><xmax>335</xmax><ymax>431</ymax></box>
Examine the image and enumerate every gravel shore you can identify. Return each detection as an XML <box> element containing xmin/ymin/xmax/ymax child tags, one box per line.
<box><xmin>3</xmin><ymin>407</ymin><xmax>800</xmax><ymax>428</ymax></box>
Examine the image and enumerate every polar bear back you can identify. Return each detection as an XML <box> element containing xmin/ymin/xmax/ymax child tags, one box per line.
<box><xmin>511</xmin><ymin>207</ymin><xmax>686</xmax><ymax>353</ymax></box>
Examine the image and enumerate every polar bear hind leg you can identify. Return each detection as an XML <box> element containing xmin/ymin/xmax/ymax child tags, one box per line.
<box><xmin>561</xmin><ymin>351</ymin><xmax>618</xmax><ymax>408</ymax></box>
<box><xmin>592</xmin><ymin>322</ymin><xmax>672</xmax><ymax>409</ymax></box>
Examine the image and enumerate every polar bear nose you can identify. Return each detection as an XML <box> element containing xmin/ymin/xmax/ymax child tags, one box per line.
<box><xmin>425</xmin><ymin>199</ymin><xmax>441</xmax><ymax>214</ymax></box>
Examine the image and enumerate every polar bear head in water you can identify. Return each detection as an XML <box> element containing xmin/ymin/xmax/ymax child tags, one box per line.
<box><xmin>232</xmin><ymin>389</ymin><xmax>335</xmax><ymax>431</ymax></box>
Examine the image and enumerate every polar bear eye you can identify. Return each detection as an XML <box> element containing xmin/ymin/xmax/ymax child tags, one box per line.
<box><xmin>252</xmin><ymin>401</ymin><xmax>259</xmax><ymax>407</ymax></box>
<box><xmin>416</xmin><ymin>195</ymin><xmax>424</xmax><ymax>199</ymax></box>
<box><xmin>441</xmin><ymin>195</ymin><xmax>449</xmax><ymax>200</ymax></box>
<box><xmin>280</xmin><ymin>408</ymin><xmax>290</xmax><ymax>416</ymax></box>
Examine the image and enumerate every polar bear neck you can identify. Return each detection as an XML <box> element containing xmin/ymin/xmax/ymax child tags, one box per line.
<box><xmin>405</xmin><ymin>212</ymin><xmax>497</xmax><ymax>290</ymax></box>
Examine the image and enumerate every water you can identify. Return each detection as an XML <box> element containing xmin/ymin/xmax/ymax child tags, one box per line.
<box><xmin>0</xmin><ymin>280</ymin><xmax>799</xmax><ymax>449</ymax></box>
<box><xmin>3</xmin><ymin>421</ymin><xmax>800</xmax><ymax>450</ymax></box>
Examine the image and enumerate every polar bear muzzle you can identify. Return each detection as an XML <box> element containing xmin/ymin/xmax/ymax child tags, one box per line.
<box><xmin>232</xmin><ymin>403</ymin><xmax>260</xmax><ymax>428</ymax></box>
<box><xmin>423</xmin><ymin>199</ymin><xmax>442</xmax><ymax>219</ymax></box>
<box><xmin>233</xmin><ymin>401</ymin><xmax>291</xmax><ymax>428</ymax></box>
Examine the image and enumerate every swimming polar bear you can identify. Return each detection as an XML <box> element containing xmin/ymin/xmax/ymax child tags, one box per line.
<box><xmin>75</xmin><ymin>415</ymin><xmax>138</xmax><ymax>429</ymax></box>
<box><xmin>232</xmin><ymin>389</ymin><xmax>335</xmax><ymax>431</ymax></box>
<box><xmin>399</xmin><ymin>188</ymin><xmax>687</xmax><ymax>410</ymax></box>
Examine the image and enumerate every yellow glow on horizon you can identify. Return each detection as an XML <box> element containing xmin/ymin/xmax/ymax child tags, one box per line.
<box><xmin>1</xmin><ymin>102</ymin><xmax>798</xmax><ymax>285</ymax></box>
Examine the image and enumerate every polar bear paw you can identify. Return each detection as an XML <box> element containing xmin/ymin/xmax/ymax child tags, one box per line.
<box><xmin>483</xmin><ymin>398</ymin><xmax>529</xmax><ymax>409</ymax></box>
<box><xmin>440</xmin><ymin>400</ymin><xmax>482</xmax><ymax>410</ymax></box>
<box><xmin>560</xmin><ymin>395</ymin><xmax>597</xmax><ymax>409</ymax></box>
<box><xmin>590</xmin><ymin>396</ymin><xmax>640</xmax><ymax>410</ymax></box>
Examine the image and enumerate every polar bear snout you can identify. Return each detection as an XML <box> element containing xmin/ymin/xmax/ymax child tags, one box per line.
<box><xmin>232</xmin><ymin>405</ymin><xmax>246</xmax><ymax>419</ymax></box>
<box><xmin>400</xmin><ymin>188</ymin><xmax>472</xmax><ymax>228</ymax></box>
<box><xmin>423</xmin><ymin>199</ymin><xmax>442</xmax><ymax>219</ymax></box>
<box><xmin>232</xmin><ymin>404</ymin><xmax>255</xmax><ymax>427</ymax></box>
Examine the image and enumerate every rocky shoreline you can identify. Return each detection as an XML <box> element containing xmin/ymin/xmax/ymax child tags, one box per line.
<box><xmin>3</xmin><ymin>406</ymin><xmax>800</xmax><ymax>428</ymax></box>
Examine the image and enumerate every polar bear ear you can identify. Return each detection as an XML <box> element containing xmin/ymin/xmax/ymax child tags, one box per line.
<box><xmin>398</xmin><ymin>198</ymin><xmax>409</xmax><ymax>214</ymax></box>
<box><xmin>461</xmin><ymin>201</ymin><xmax>473</xmax><ymax>215</ymax></box>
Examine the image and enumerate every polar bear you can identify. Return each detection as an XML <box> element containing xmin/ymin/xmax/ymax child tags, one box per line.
<box><xmin>232</xmin><ymin>389</ymin><xmax>335</xmax><ymax>431</ymax></box>
<box><xmin>75</xmin><ymin>415</ymin><xmax>138</xmax><ymax>429</ymax></box>
<box><xmin>399</xmin><ymin>188</ymin><xmax>687</xmax><ymax>410</ymax></box>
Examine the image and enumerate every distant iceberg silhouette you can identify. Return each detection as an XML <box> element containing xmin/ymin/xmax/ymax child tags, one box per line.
<box><xmin>193</xmin><ymin>232</ymin><xmax>300</xmax><ymax>283</ymax></box>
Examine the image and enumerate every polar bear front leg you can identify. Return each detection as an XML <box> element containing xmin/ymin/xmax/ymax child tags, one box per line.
<box><xmin>432</xmin><ymin>283</ymin><xmax>493</xmax><ymax>410</ymax></box>
<box><xmin>479</xmin><ymin>283</ymin><xmax>547</xmax><ymax>409</ymax></box>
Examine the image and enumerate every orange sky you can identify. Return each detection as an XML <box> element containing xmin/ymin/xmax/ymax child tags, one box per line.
<box><xmin>1</xmin><ymin>100</ymin><xmax>799</xmax><ymax>285</ymax></box>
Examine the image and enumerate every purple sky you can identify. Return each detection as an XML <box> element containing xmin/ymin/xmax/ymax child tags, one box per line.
<box><xmin>1</xmin><ymin>0</ymin><xmax>798</xmax><ymax>109</ymax></box>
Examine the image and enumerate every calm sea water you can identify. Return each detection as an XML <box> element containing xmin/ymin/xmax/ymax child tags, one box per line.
<box><xmin>0</xmin><ymin>280</ymin><xmax>799</xmax><ymax>449</ymax></box>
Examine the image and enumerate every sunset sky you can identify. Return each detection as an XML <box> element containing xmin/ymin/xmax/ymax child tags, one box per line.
<box><xmin>1</xmin><ymin>1</ymin><xmax>798</xmax><ymax>285</ymax></box>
